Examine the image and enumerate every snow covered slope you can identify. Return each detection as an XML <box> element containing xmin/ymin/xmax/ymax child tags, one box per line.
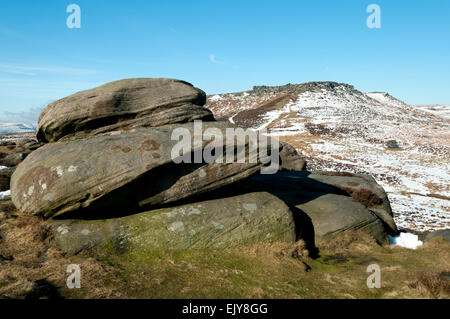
<box><xmin>206</xmin><ymin>82</ymin><xmax>450</xmax><ymax>232</ymax></box>
<box><xmin>413</xmin><ymin>105</ymin><xmax>450</xmax><ymax>119</ymax></box>
<box><xmin>0</xmin><ymin>122</ymin><xmax>35</xmax><ymax>134</ymax></box>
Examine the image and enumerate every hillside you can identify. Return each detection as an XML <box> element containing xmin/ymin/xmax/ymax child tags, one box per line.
<box><xmin>413</xmin><ymin>104</ymin><xmax>450</xmax><ymax>119</ymax></box>
<box><xmin>206</xmin><ymin>82</ymin><xmax>450</xmax><ymax>232</ymax></box>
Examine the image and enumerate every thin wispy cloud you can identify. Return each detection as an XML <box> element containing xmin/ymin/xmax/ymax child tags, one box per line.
<box><xmin>209</xmin><ymin>54</ymin><xmax>223</xmax><ymax>64</ymax></box>
<box><xmin>209</xmin><ymin>54</ymin><xmax>238</xmax><ymax>70</ymax></box>
<box><xmin>0</xmin><ymin>64</ymin><xmax>97</xmax><ymax>76</ymax></box>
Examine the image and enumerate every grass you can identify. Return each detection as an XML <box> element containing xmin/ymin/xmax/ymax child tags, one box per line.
<box><xmin>0</xmin><ymin>211</ymin><xmax>449</xmax><ymax>299</ymax></box>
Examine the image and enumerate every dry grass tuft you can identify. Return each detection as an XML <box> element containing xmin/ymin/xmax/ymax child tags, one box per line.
<box><xmin>1</xmin><ymin>206</ymin><xmax>449</xmax><ymax>299</ymax></box>
<box><xmin>318</xmin><ymin>230</ymin><xmax>378</xmax><ymax>253</ymax></box>
<box><xmin>290</xmin><ymin>240</ymin><xmax>310</xmax><ymax>260</ymax></box>
<box><xmin>0</xmin><ymin>211</ymin><xmax>123</xmax><ymax>299</ymax></box>
<box><xmin>232</xmin><ymin>240</ymin><xmax>309</xmax><ymax>260</ymax></box>
<box><xmin>408</xmin><ymin>271</ymin><xmax>450</xmax><ymax>298</ymax></box>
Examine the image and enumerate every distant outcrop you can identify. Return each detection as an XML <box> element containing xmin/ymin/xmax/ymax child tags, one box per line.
<box><xmin>251</xmin><ymin>81</ymin><xmax>356</xmax><ymax>96</ymax></box>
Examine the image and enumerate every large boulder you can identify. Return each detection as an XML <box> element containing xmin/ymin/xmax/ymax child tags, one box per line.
<box><xmin>304</xmin><ymin>171</ymin><xmax>398</xmax><ymax>235</ymax></box>
<box><xmin>11</xmin><ymin>122</ymin><xmax>275</xmax><ymax>219</ymax></box>
<box><xmin>242</xmin><ymin>171</ymin><xmax>398</xmax><ymax>245</ymax></box>
<box><xmin>37</xmin><ymin>78</ymin><xmax>213</xmax><ymax>143</ymax></box>
<box><xmin>296</xmin><ymin>194</ymin><xmax>388</xmax><ymax>244</ymax></box>
<box><xmin>49</xmin><ymin>191</ymin><xmax>296</xmax><ymax>255</ymax></box>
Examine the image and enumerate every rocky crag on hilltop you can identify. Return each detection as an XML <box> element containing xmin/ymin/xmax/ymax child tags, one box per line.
<box><xmin>206</xmin><ymin>82</ymin><xmax>450</xmax><ymax>232</ymax></box>
<box><xmin>1</xmin><ymin>78</ymin><xmax>400</xmax><ymax>258</ymax></box>
<box><xmin>251</xmin><ymin>82</ymin><xmax>357</xmax><ymax>96</ymax></box>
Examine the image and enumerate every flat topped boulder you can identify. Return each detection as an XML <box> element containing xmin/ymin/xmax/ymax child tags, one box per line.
<box><xmin>242</xmin><ymin>171</ymin><xmax>399</xmax><ymax>244</ymax></box>
<box><xmin>12</xmin><ymin>122</ymin><xmax>275</xmax><ymax>219</ymax></box>
<box><xmin>37</xmin><ymin>78</ymin><xmax>211</xmax><ymax>143</ymax></box>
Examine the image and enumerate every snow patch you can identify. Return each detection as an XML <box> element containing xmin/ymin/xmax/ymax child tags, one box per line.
<box><xmin>389</xmin><ymin>232</ymin><xmax>423</xmax><ymax>249</ymax></box>
<box><xmin>208</xmin><ymin>95</ymin><xmax>223</xmax><ymax>102</ymax></box>
<box><xmin>0</xmin><ymin>190</ymin><xmax>11</xmax><ymax>200</ymax></box>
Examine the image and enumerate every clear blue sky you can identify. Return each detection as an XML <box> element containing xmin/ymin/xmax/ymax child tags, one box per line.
<box><xmin>0</xmin><ymin>0</ymin><xmax>449</xmax><ymax>122</ymax></box>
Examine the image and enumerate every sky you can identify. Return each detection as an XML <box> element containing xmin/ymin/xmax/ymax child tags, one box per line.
<box><xmin>0</xmin><ymin>0</ymin><xmax>449</xmax><ymax>124</ymax></box>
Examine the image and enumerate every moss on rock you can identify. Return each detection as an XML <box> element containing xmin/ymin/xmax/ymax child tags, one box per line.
<box><xmin>50</xmin><ymin>192</ymin><xmax>296</xmax><ymax>256</ymax></box>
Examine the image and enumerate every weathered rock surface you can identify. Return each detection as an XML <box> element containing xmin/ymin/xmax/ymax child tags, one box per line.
<box><xmin>68</xmin><ymin>104</ymin><xmax>214</xmax><ymax>141</ymax></box>
<box><xmin>279</xmin><ymin>142</ymin><xmax>306</xmax><ymax>171</ymax></box>
<box><xmin>0</xmin><ymin>152</ymin><xmax>28</xmax><ymax>167</ymax></box>
<box><xmin>305</xmin><ymin>171</ymin><xmax>397</xmax><ymax>234</ymax></box>
<box><xmin>296</xmin><ymin>194</ymin><xmax>388</xmax><ymax>244</ymax></box>
<box><xmin>14</xmin><ymin>138</ymin><xmax>33</xmax><ymax>147</ymax></box>
<box><xmin>12</xmin><ymin>122</ymin><xmax>273</xmax><ymax>219</ymax></box>
<box><xmin>0</xmin><ymin>137</ymin><xmax>42</xmax><ymax>165</ymax></box>
<box><xmin>37</xmin><ymin>78</ymin><xmax>210</xmax><ymax>143</ymax></box>
<box><xmin>242</xmin><ymin>171</ymin><xmax>398</xmax><ymax>244</ymax></box>
<box><xmin>50</xmin><ymin>192</ymin><xmax>296</xmax><ymax>255</ymax></box>
<box><xmin>15</xmin><ymin>138</ymin><xmax>43</xmax><ymax>151</ymax></box>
